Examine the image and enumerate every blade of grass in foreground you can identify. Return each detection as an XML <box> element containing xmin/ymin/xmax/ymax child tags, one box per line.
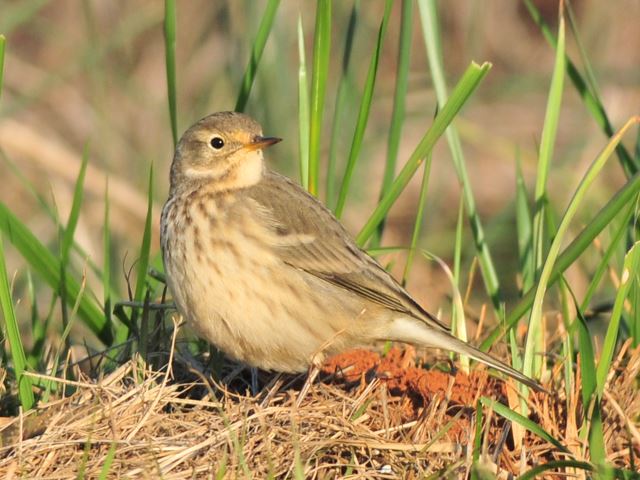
<box><xmin>527</xmin><ymin>6</ymin><xmax>566</xmax><ymax>379</ymax></box>
<box><xmin>418</xmin><ymin>0</ymin><xmax>501</xmax><ymax>308</ymax></box>
<box><xmin>481</xmin><ymin>169</ymin><xmax>640</xmax><ymax>349</ymax></box>
<box><xmin>0</xmin><ymin>35</ymin><xmax>5</xmax><ymax>97</ymax></box>
<box><xmin>596</xmin><ymin>241</ymin><xmax>640</xmax><ymax>396</ymax></box>
<box><xmin>480</xmin><ymin>397</ymin><xmax>570</xmax><ymax>454</ymax></box>
<box><xmin>103</xmin><ymin>178</ymin><xmax>112</xmax><ymax>329</ymax></box>
<box><xmin>522</xmin><ymin>117</ymin><xmax>640</xmax><ymax>387</ymax></box>
<box><xmin>234</xmin><ymin>0</ymin><xmax>281</xmax><ymax>112</ymax></box>
<box><xmin>116</xmin><ymin>165</ymin><xmax>154</xmax><ymax>345</ymax></box>
<box><xmin>334</xmin><ymin>0</ymin><xmax>392</xmax><ymax>218</ymax></box>
<box><xmin>58</xmin><ymin>143</ymin><xmax>90</xmax><ymax>344</ymax></box>
<box><xmin>356</xmin><ymin>61</ymin><xmax>492</xmax><ymax>246</ymax></box>
<box><xmin>325</xmin><ymin>2</ymin><xmax>358</xmax><ymax>208</ymax></box>
<box><xmin>307</xmin><ymin>0</ymin><xmax>331</xmax><ymax>197</ymax></box>
<box><xmin>523</xmin><ymin>0</ymin><xmax>638</xmax><ymax>176</ymax></box>
<box><xmin>518</xmin><ymin>461</ymin><xmax>594</xmax><ymax>480</ymax></box>
<box><xmin>515</xmin><ymin>153</ymin><xmax>534</xmax><ymax>294</ymax></box>
<box><xmin>0</xmin><ymin>203</ymin><xmax>112</xmax><ymax>344</ymax></box>
<box><xmin>0</xmin><ymin>234</ymin><xmax>35</xmax><ymax>410</ymax></box>
<box><xmin>375</xmin><ymin>0</ymin><xmax>412</xmax><ymax>244</ymax></box>
<box><xmin>297</xmin><ymin>15</ymin><xmax>310</xmax><ymax>189</ymax></box>
<box><xmin>163</xmin><ymin>0</ymin><xmax>177</xmax><ymax>146</ymax></box>
<box><xmin>402</xmin><ymin>152</ymin><xmax>433</xmax><ymax>283</ymax></box>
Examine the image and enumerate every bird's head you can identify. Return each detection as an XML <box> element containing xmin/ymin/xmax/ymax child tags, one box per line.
<box><xmin>170</xmin><ymin>111</ymin><xmax>281</xmax><ymax>192</ymax></box>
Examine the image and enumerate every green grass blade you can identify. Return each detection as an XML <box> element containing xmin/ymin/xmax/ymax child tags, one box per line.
<box><xmin>119</xmin><ymin>164</ymin><xmax>154</xmax><ymax>345</ymax></box>
<box><xmin>525</xmin><ymin>7</ymin><xmax>566</xmax><ymax>380</ymax></box>
<box><xmin>98</xmin><ymin>442</ymin><xmax>117</xmax><ymax>480</ymax></box>
<box><xmin>522</xmin><ymin>117</ymin><xmax>640</xmax><ymax>385</ymax></box>
<box><xmin>234</xmin><ymin>0</ymin><xmax>281</xmax><ymax>112</ymax></box>
<box><xmin>479</xmin><ymin>397</ymin><xmax>570</xmax><ymax>454</ymax></box>
<box><xmin>164</xmin><ymin>0</ymin><xmax>178</xmax><ymax>146</ymax></box>
<box><xmin>418</xmin><ymin>0</ymin><xmax>501</xmax><ymax>308</ymax></box>
<box><xmin>61</xmin><ymin>143</ymin><xmax>89</xmax><ymax>266</ymax></box>
<box><xmin>375</xmin><ymin>0</ymin><xmax>412</xmax><ymax>242</ymax></box>
<box><xmin>356</xmin><ymin>61</ymin><xmax>491</xmax><ymax>246</ymax></box>
<box><xmin>135</xmin><ymin>164</ymin><xmax>154</xmax><ymax>303</ymax></box>
<box><xmin>0</xmin><ymin>35</ymin><xmax>5</xmax><ymax>99</ymax></box>
<box><xmin>515</xmin><ymin>152</ymin><xmax>534</xmax><ymax>293</ymax></box>
<box><xmin>307</xmin><ymin>0</ymin><xmax>332</xmax><ymax>197</ymax></box>
<box><xmin>523</xmin><ymin>0</ymin><xmax>638</xmax><ymax>176</ymax></box>
<box><xmin>326</xmin><ymin>2</ymin><xmax>358</xmax><ymax>208</ymax></box>
<box><xmin>58</xmin><ymin>143</ymin><xmax>90</xmax><ymax>346</ymax></box>
<box><xmin>450</xmin><ymin>197</ymin><xmax>467</xmax><ymax>350</ymax></box>
<box><xmin>472</xmin><ymin>400</ymin><xmax>483</xmax><ymax>464</ymax></box>
<box><xmin>297</xmin><ymin>15</ymin><xmax>310</xmax><ymax>189</ymax></box>
<box><xmin>334</xmin><ymin>0</ymin><xmax>392</xmax><ymax>218</ymax></box>
<box><xmin>532</xmin><ymin>5</ymin><xmax>565</xmax><ymax>273</ymax></box>
<box><xmin>518</xmin><ymin>461</ymin><xmax>594</xmax><ymax>480</ymax></box>
<box><xmin>402</xmin><ymin>153</ymin><xmax>433</xmax><ymax>283</ymax></box>
<box><xmin>481</xmin><ymin>169</ymin><xmax>640</xmax><ymax>350</ymax></box>
<box><xmin>0</xmin><ymin>234</ymin><xmax>35</xmax><ymax>410</ymax></box>
<box><xmin>565</xmin><ymin>282</ymin><xmax>597</xmax><ymax>407</ymax></box>
<box><xmin>580</xmin><ymin>203</ymin><xmax>635</xmax><ymax>311</ymax></box>
<box><xmin>0</xmin><ymin>203</ymin><xmax>112</xmax><ymax>344</ymax></box>
<box><xmin>596</xmin><ymin>241</ymin><xmax>640</xmax><ymax>395</ymax></box>
<box><xmin>103</xmin><ymin>178</ymin><xmax>112</xmax><ymax>329</ymax></box>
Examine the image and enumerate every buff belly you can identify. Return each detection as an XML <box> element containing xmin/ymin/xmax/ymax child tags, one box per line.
<box><xmin>162</xmin><ymin>200</ymin><xmax>373</xmax><ymax>372</ymax></box>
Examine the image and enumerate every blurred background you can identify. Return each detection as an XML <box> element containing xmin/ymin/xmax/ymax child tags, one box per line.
<box><xmin>1</xmin><ymin>0</ymin><xmax>638</xmax><ymax>343</ymax></box>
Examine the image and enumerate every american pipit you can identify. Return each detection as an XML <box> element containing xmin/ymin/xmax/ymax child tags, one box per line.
<box><xmin>160</xmin><ymin>111</ymin><xmax>541</xmax><ymax>392</ymax></box>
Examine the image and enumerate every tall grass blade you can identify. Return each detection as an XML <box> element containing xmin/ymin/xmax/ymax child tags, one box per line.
<box><xmin>515</xmin><ymin>153</ymin><xmax>534</xmax><ymax>293</ymax></box>
<box><xmin>0</xmin><ymin>35</ymin><xmax>5</xmax><ymax>98</ymax></box>
<box><xmin>519</xmin><ymin>461</ymin><xmax>594</xmax><ymax>480</ymax></box>
<box><xmin>450</xmin><ymin>197</ymin><xmax>468</xmax><ymax>353</ymax></box>
<box><xmin>522</xmin><ymin>117</ymin><xmax>640</xmax><ymax>386</ymax></box>
<box><xmin>119</xmin><ymin>165</ymin><xmax>154</xmax><ymax>345</ymax></box>
<box><xmin>402</xmin><ymin>153</ymin><xmax>433</xmax><ymax>283</ymax></box>
<box><xmin>479</xmin><ymin>397</ymin><xmax>570</xmax><ymax>454</ymax></box>
<box><xmin>356</xmin><ymin>61</ymin><xmax>491</xmax><ymax>246</ymax></box>
<box><xmin>523</xmin><ymin>0</ymin><xmax>638</xmax><ymax>176</ymax></box>
<box><xmin>58</xmin><ymin>143</ymin><xmax>90</xmax><ymax>346</ymax></box>
<box><xmin>0</xmin><ymin>234</ymin><xmax>35</xmax><ymax>410</ymax></box>
<box><xmin>526</xmin><ymin>5</ymin><xmax>566</xmax><ymax>379</ymax></box>
<box><xmin>297</xmin><ymin>15</ymin><xmax>310</xmax><ymax>189</ymax></box>
<box><xmin>234</xmin><ymin>0</ymin><xmax>281</xmax><ymax>112</ymax></box>
<box><xmin>334</xmin><ymin>0</ymin><xmax>392</xmax><ymax>218</ymax></box>
<box><xmin>61</xmin><ymin>144</ymin><xmax>89</xmax><ymax>266</ymax></box>
<box><xmin>326</xmin><ymin>2</ymin><xmax>358</xmax><ymax>208</ymax></box>
<box><xmin>376</xmin><ymin>0</ymin><xmax>412</xmax><ymax>243</ymax></box>
<box><xmin>580</xmin><ymin>203</ymin><xmax>635</xmax><ymax>311</ymax></box>
<box><xmin>481</xmin><ymin>169</ymin><xmax>640</xmax><ymax>349</ymax></box>
<box><xmin>596</xmin><ymin>241</ymin><xmax>640</xmax><ymax>395</ymax></box>
<box><xmin>164</xmin><ymin>0</ymin><xmax>178</xmax><ymax>146</ymax></box>
<box><xmin>307</xmin><ymin>0</ymin><xmax>331</xmax><ymax>197</ymax></box>
<box><xmin>0</xmin><ymin>203</ymin><xmax>112</xmax><ymax>344</ymax></box>
<box><xmin>418</xmin><ymin>0</ymin><xmax>501</xmax><ymax>308</ymax></box>
<box><xmin>103</xmin><ymin>178</ymin><xmax>111</xmax><ymax>328</ymax></box>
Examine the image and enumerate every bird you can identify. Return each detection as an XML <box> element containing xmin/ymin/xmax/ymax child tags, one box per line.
<box><xmin>160</xmin><ymin>111</ymin><xmax>541</xmax><ymax>393</ymax></box>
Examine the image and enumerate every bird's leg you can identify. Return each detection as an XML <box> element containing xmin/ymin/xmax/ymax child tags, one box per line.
<box><xmin>295</xmin><ymin>364</ymin><xmax>320</xmax><ymax>408</ymax></box>
<box><xmin>250</xmin><ymin>367</ymin><xmax>259</xmax><ymax>396</ymax></box>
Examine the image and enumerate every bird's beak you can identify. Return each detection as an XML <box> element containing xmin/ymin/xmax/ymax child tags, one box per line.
<box><xmin>243</xmin><ymin>136</ymin><xmax>282</xmax><ymax>152</ymax></box>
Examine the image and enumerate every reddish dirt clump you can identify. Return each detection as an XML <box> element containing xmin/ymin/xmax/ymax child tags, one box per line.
<box><xmin>322</xmin><ymin>347</ymin><xmax>504</xmax><ymax>408</ymax></box>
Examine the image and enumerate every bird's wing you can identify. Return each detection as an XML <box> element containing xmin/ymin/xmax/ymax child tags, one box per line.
<box><xmin>243</xmin><ymin>171</ymin><xmax>449</xmax><ymax>332</ymax></box>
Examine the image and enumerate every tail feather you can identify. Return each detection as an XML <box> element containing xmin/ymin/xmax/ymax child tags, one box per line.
<box><xmin>389</xmin><ymin>317</ymin><xmax>544</xmax><ymax>392</ymax></box>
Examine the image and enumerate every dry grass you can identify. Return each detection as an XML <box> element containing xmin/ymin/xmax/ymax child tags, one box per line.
<box><xmin>1</xmin><ymin>329</ymin><xmax>638</xmax><ymax>479</ymax></box>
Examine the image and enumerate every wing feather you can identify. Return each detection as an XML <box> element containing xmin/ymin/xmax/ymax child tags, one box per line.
<box><xmin>243</xmin><ymin>171</ymin><xmax>449</xmax><ymax>332</ymax></box>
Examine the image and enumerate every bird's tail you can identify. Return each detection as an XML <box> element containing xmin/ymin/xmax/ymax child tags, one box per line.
<box><xmin>389</xmin><ymin>316</ymin><xmax>543</xmax><ymax>392</ymax></box>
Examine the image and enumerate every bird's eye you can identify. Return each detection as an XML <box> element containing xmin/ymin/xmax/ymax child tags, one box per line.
<box><xmin>210</xmin><ymin>137</ymin><xmax>225</xmax><ymax>149</ymax></box>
